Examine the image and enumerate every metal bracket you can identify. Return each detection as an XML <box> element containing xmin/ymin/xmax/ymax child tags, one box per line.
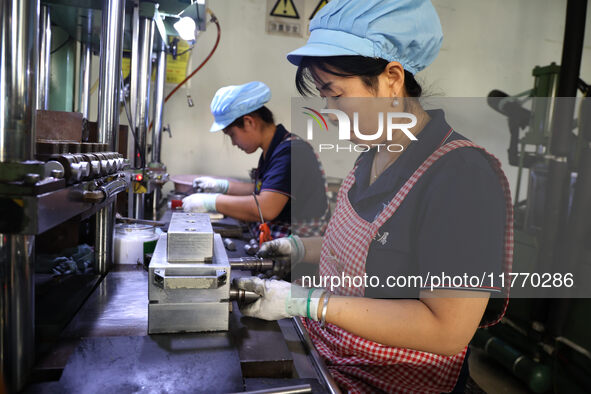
<box><xmin>153</xmin><ymin>269</ymin><xmax>227</xmax><ymax>290</ymax></box>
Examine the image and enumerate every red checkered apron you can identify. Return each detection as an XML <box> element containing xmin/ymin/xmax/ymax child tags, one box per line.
<box><xmin>303</xmin><ymin>139</ymin><xmax>514</xmax><ymax>393</ymax></box>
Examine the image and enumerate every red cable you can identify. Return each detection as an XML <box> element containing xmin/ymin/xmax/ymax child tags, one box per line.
<box><xmin>148</xmin><ymin>16</ymin><xmax>221</xmax><ymax>134</ymax></box>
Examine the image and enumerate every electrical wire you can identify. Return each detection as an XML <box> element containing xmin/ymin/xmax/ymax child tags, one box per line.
<box><xmin>164</xmin><ymin>9</ymin><xmax>221</xmax><ymax>103</ymax></box>
<box><xmin>147</xmin><ymin>9</ymin><xmax>221</xmax><ymax>134</ymax></box>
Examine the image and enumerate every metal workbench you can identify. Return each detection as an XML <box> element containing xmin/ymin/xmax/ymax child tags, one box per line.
<box><xmin>25</xmin><ymin>264</ymin><xmax>330</xmax><ymax>393</ymax></box>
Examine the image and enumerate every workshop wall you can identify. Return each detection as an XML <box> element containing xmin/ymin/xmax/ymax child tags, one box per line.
<box><xmin>88</xmin><ymin>0</ymin><xmax>591</xmax><ymax>196</ymax></box>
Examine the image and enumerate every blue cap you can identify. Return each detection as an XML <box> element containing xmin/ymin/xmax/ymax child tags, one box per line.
<box><xmin>209</xmin><ymin>81</ymin><xmax>272</xmax><ymax>132</ymax></box>
<box><xmin>286</xmin><ymin>0</ymin><xmax>442</xmax><ymax>74</ymax></box>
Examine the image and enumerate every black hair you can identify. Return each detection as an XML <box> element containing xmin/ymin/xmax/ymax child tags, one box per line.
<box><xmin>227</xmin><ymin>105</ymin><xmax>275</xmax><ymax>129</ymax></box>
<box><xmin>295</xmin><ymin>56</ymin><xmax>422</xmax><ymax>98</ymax></box>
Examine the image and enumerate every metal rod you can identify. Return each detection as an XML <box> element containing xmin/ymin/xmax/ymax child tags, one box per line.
<box><xmin>97</xmin><ymin>0</ymin><xmax>125</xmax><ymax>149</ymax></box>
<box><xmin>151</xmin><ymin>187</ymin><xmax>161</xmax><ymax>220</ymax></box>
<box><xmin>134</xmin><ymin>194</ymin><xmax>145</xmax><ymax>220</ymax></box>
<box><xmin>0</xmin><ymin>1</ymin><xmax>39</xmax><ymax>390</ymax></box>
<box><xmin>236</xmin><ymin>384</ymin><xmax>312</xmax><ymax>394</ymax></box>
<box><xmin>95</xmin><ymin>0</ymin><xmax>125</xmax><ymax>273</ymax></box>
<box><xmin>79</xmin><ymin>42</ymin><xmax>92</xmax><ymax>120</ymax></box>
<box><xmin>134</xmin><ymin>17</ymin><xmax>155</xmax><ymax>168</ymax></box>
<box><xmin>0</xmin><ymin>0</ymin><xmax>39</xmax><ymax>163</ymax></box>
<box><xmin>151</xmin><ymin>41</ymin><xmax>166</xmax><ymax>164</ymax></box>
<box><xmin>37</xmin><ymin>4</ymin><xmax>51</xmax><ymax>110</ymax></box>
<box><xmin>229</xmin><ymin>257</ymin><xmax>274</xmax><ymax>272</ymax></box>
<box><xmin>292</xmin><ymin>318</ymin><xmax>341</xmax><ymax>394</ymax></box>
<box><xmin>94</xmin><ymin>204</ymin><xmax>115</xmax><ymax>274</ymax></box>
<box><xmin>0</xmin><ymin>235</ymin><xmax>36</xmax><ymax>392</ymax></box>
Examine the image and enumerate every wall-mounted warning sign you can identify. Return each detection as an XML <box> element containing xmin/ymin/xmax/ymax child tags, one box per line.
<box><xmin>309</xmin><ymin>0</ymin><xmax>328</xmax><ymax>20</ymax></box>
<box><xmin>270</xmin><ymin>0</ymin><xmax>300</xmax><ymax>19</ymax></box>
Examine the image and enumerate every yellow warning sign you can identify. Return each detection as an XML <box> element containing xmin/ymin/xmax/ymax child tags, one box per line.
<box><xmin>270</xmin><ymin>0</ymin><xmax>300</xmax><ymax>19</ymax></box>
<box><xmin>166</xmin><ymin>39</ymin><xmax>192</xmax><ymax>85</ymax></box>
<box><xmin>310</xmin><ymin>0</ymin><xmax>328</xmax><ymax>20</ymax></box>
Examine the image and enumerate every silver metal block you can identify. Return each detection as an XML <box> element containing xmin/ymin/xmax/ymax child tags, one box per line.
<box><xmin>148</xmin><ymin>302</ymin><xmax>230</xmax><ymax>333</ymax></box>
<box><xmin>148</xmin><ymin>233</ymin><xmax>231</xmax><ymax>333</ymax></box>
<box><xmin>167</xmin><ymin>212</ymin><xmax>213</xmax><ymax>262</ymax></box>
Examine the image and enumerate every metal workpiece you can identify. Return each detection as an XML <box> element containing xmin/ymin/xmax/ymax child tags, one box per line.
<box><xmin>0</xmin><ymin>234</ymin><xmax>36</xmax><ymax>392</ymax></box>
<box><xmin>0</xmin><ymin>0</ymin><xmax>39</xmax><ymax>163</ymax></box>
<box><xmin>148</xmin><ymin>233</ymin><xmax>231</xmax><ymax>333</ymax></box>
<box><xmin>97</xmin><ymin>0</ymin><xmax>125</xmax><ymax>150</ymax></box>
<box><xmin>167</xmin><ymin>212</ymin><xmax>214</xmax><ymax>262</ymax></box>
<box><xmin>229</xmin><ymin>287</ymin><xmax>261</xmax><ymax>306</ymax></box>
<box><xmin>151</xmin><ymin>41</ymin><xmax>167</xmax><ymax>164</ymax></box>
<box><xmin>37</xmin><ymin>5</ymin><xmax>51</xmax><ymax>111</ymax></box>
<box><xmin>229</xmin><ymin>257</ymin><xmax>275</xmax><ymax>272</ymax></box>
<box><xmin>134</xmin><ymin>17</ymin><xmax>155</xmax><ymax>168</ymax></box>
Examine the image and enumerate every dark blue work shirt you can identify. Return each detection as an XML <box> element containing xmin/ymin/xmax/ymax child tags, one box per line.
<box><xmin>254</xmin><ymin>124</ymin><xmax>328</xmax><ymax>233</ymax></box>
<box><xmin>348</xmin><ymin>110</ymin><xmax>506</xmax><ymax>299</ymax></box>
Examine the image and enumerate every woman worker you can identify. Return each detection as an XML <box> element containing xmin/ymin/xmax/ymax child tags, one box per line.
<box><xmin>182</xmin><ymin>81</ymin><xmax>330</xmax><ymax>239</ymax></box>
<box><xmin>235</xmin><ymin>1</ymin><xmax>513</xmax><ymax>392</ymax></box>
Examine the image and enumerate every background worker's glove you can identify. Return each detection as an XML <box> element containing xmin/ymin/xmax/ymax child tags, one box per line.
<box><xmin>182</xmin><ymin>193</ymin><xmax>219</xmax><ymax>213</ymax></box>
<box><xmin>257</xmin><ymin>235</ymin><xmax>305</xmax><ymax>265</ymax></box>
<box><xmin>234</xmin><ymin>277</ymin><xmax>324</xmax><ymax>321</ymax></box>
<box><xmin>193</xmin><ymin>176</ymin><xmax>229</xmax><ymax>194</ymax></box>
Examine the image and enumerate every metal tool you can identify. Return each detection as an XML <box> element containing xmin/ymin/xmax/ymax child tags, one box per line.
<box><xmin>228</xmin><ymin>257</ymin><xmax>274</xmax><ymax>272</ymax></box>
<box><xmin>229</xmin><ymin>287</ymin><xmax>260</xmax><ymax>306</ymax></box>
<box><xmin>253</xmin><ymin>192</ymin><xmax>272</xmax><ymax>246</ymax></box>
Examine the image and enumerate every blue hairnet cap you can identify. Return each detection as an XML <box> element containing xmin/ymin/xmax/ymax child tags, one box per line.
<box><xmin>287</xmin><ymin>0</ymin><xmax>443</xmax><ymax>74</ymax></box>
<box><xmin>209</xmin><ymin>81</ymin><xmax>272</xmax><ymax>132</ymax></box>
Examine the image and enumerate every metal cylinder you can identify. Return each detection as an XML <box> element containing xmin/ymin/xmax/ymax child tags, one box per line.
<box><xmin>0</xmin><ymin>1</ymin><xmax>39</xmax><ymax>389</ymax></box>
<box><xmin>37</xmin><ymin>5</ymin><xmax>51</xmax><ymax>110</ymax></box>
<box><xmin>134</xmin><ymin>194</ymin><xmax>145</xmax><ymax>220</ymax></box>
<box><xmin>229</xmin><ymin>288</ymin><xmax>261</xmax><ymax>305</ymax></box>
<box><xmin>151</xmin><ymin>41</ymin><xmax>167</xmax><ymax>164</ymax></box>
<box><xmin>0</xmin><ymin>234</ymin><xmax>36</xmax><ymax>392</ymax></box>
<box><xmin>79</xmin><ymin>42</ymin><xmax>92</xmax><ymax>120</ymax></box>
<box><xmin>134</xmin><ymin>17</ymin><xmax>155</xmax><ymax>168</ymax></box>
<box><xmin>97</xmin><ymin>0</ymin><xmax>125</xmax><ymax>150</ymax></box>
<box><xmin>95</xmin><ymin>0</ymin><xmax>125</xmax><ymax>273</ymax></box>
<box><xmin>229</xmin><ymin>257</ymin><xmax>274</xmax><ymax>272</ymax></box>
<box><xmin>0</xmin><ymin>0</ymin><xmax>39</xmax><ymax>163</ymax></box>
<box><xmin>94</xmin><ymin>204</ymin><xmax>115</xmax><ymax>274</ymax></box>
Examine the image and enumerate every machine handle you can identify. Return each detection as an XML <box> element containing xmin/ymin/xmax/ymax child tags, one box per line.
<box><xmin>153</xmin><ymin>269</ymin><xmax>227</xmax><ymax>290</ymax></box>
<box><xmin>81</xmin><ymin>177</ymin><xmax>128</xmax><ymax>203</ymax></box>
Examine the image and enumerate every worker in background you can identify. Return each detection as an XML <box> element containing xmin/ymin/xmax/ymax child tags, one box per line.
<box><xmin>182</xmin><ymin>81</ymin><xmax>330</xmax><ymax>240</ymax></box>
<box><xmin>235</xmin><ymin>1</ymin><xmax>513</xmax><ymax>393</ymax></box>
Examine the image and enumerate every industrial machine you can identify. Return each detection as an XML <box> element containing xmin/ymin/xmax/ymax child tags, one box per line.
<box><xmin>474</xmin><ymin>1</ymin><xmax>591</xmax><ymax>392</ymax></box>
<box><xmin>0</xmin><ymin>0</ymin><xmax>209</xmax><ymax>392</ymax></box>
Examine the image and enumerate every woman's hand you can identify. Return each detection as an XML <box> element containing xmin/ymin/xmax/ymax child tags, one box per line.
<box><xmin>234</xmin><ymin>277</ymin><xmax>324</xmax><ymax>321</ymax></box>
<box><xmin>182</xmin><ymin>193</ymin><xmax>219</xmax><ymax>212</ymax></box>
<box><xmin>258</xmin><ymin>235</ymin><xmax>306</xmax><ymax>264</ymax></box>
<box><xmin>192</xmin><ymin>176</ymin><xmax>229</xmax><ymax>194</ymax></box>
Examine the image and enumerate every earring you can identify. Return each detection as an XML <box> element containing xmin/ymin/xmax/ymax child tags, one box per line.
<box><xmin>392</xmin><ymin>98</ymin><xmax>399</xmax><ymax>107</ymax></box>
